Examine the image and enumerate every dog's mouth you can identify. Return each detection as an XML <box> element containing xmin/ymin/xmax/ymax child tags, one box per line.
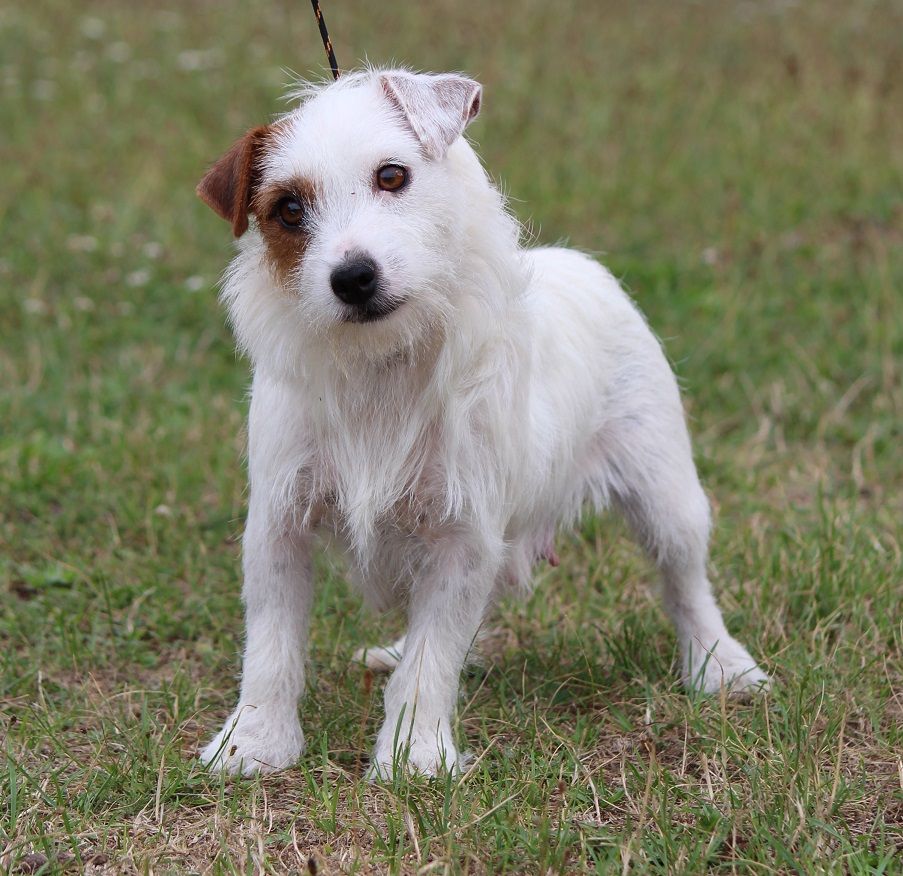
<box><xmin>341</xmin><ymin>299</ymin><xmax>405</xmax><ymax>324</ymax></box>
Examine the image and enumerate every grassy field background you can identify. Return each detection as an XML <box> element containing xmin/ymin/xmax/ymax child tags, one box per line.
<box><xmin>1</xmin><ymin>0</ymin><xmax>901</xmax><ymax>872</ymax></box>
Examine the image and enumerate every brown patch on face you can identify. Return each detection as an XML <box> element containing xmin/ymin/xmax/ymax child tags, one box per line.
<box><xmin>252</xmin><ymin>177</ymin><xmax>319</xmax><ymax>284</ymax></box>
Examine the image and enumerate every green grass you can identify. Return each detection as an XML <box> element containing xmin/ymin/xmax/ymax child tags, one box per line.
<box><xmin>1</xmin><ymin>0</ymin><xmax>901</xmax><ymax>872</ymax></box>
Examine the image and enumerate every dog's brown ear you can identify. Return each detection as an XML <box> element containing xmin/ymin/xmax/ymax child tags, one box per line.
<box><xmin>379</xmin><ymin>71</ymin><xmax>482</xmax><ymax>160</ymax></box>
<box><xmin>197</xmin><ymin>126</ymin><xmax>272</xmax><ymax>237</ymax></box>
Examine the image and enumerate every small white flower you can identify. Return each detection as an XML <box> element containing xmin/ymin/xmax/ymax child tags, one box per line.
<box><xmin>107</xmin><ymin>42</ymin><xmax>132</xmax><ymax>63</ymax></box>
<box><xmin>80</xmin><ymin>17</ymin><xmax>106</xmax><ymax>39</ymax></box>
<box><xmin>32</xmin><ymin>80</ymin><xmax>56</xmax><ymax>101</ymax></box>
<box><xmin>126</xmin><ymin>269</ymin><xmax>150</xmax><ymax>287</ymax></box>
<box><xmin>67</xmin><ymin>235</ymin><xmax>98</xmax><ymax>253</ymax></box>
<box><xmin>177</xmin><ymin>48</ymin><xmax>223</xmax><ymax>72</ymax></box>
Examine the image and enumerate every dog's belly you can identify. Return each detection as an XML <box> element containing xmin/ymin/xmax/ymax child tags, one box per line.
<box><xmin>299</xmin><ymin>477</ymin><xmax>463</xmax><ymax>608</ymax></box>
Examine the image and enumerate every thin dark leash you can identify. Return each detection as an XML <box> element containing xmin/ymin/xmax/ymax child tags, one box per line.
<box><xmin>309</xmin><ymin>0</ymin><xmax>340</xmax><ymax>80</ymax></box>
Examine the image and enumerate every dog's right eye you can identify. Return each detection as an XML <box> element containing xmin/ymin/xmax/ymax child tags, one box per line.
<box><xmin>276</xmin><ymin>197</ymin><xmax>305</xmax><ymax>228</ymax></box>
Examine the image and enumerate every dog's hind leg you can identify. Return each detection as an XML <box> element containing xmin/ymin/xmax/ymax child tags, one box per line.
<box><xmin>353</xmin><ymin>635</ymin><xmax>406</xmax><ymax>672</ymax></box>
<box><xmin>605</xmin><ymin>395</ymin><xmax>769</xmax><ymax>694</ymax></box>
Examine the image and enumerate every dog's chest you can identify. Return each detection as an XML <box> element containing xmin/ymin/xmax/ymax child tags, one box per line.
<box><xmin>301</xmin><ymin>485</ymin><xmax>441</xmax><ymax>536</ymax></box>
<box><xmin>292</xmin><ymin>421</ymin><xmax>450</xmax><ymax>540</ymax></box>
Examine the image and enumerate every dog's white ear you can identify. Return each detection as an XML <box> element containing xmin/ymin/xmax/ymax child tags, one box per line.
<box><xmin>197</xmin><ymin>125</ymin><xmax>271</xmax><ymax>237</ymax></box>
<box><xmin>379</xmin><ymin>71</ymin><xmax>482</xmax><ymax>160</ymax></box>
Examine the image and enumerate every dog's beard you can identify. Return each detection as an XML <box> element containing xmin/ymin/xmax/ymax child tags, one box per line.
<box><xmin>338</xmin><ymin>295</ymin><xmax>406</xmax><ymax>324</ymax></box>
<box><xmin>326</xmin><ymin>300</ymin><xmax>449</xmax><ymax>376</ymax></box>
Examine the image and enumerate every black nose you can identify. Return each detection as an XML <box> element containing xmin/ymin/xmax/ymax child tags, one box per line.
<box><xmin>330</xmin><ymin>256</ymin><xmax>379</xmax><ymax>306</ymax></box>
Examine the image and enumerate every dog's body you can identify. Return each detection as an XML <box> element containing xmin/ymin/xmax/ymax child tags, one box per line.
<box><xmin>197</xmin><ymin>69</ymin><xmax>767</xmax><ymax>777</ymax></box>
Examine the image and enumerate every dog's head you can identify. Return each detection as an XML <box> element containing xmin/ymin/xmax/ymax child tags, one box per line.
<box><xmin>198</xmin><ymin>69</ymin><xmax>501</xmax><ymax>370</ymax></box>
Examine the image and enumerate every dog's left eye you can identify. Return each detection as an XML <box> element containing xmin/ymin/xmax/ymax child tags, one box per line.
<box><xmin>376</xmin><ymin>164</ymin><xmax>408</xmax><ymax>192</ymax></box>
<box><xmin>276</xmin><ymin>197</ymin><xmax>306</xmax><ymax>228</ymax></box>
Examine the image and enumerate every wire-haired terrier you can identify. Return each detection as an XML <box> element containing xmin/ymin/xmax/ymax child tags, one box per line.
<box><xmin>196</xmin><ymin>68</ymin><xmax>768</xmax><ymax>778</ymax></box>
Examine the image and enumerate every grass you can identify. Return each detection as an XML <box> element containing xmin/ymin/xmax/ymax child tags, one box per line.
<box><xmin>1</xmin><ymin>0</ymin><xmax>901</xmax><ymax>872</ymax></box>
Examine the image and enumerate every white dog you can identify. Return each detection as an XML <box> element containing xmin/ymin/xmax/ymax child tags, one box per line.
<box><xmin>196</xmin><ymin>68</ymin><xmax>768</xmax><ymax>778</ymax></box>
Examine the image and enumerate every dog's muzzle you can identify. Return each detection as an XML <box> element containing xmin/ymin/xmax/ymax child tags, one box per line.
<box><xmin>330</xmin><ymin>253</ymin><xmax>399</xmax><ymax>323</ymax></box>
<box><xmin>331</xmin><ymin>255</ymin><xmax>379</xmax><ymax>307</ymax></box>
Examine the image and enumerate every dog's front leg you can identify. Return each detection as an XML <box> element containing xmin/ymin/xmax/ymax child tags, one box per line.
<box><xmin>200</xmin><ymin>509</ymin><xmax>313</xmax><ymax>776</ymax></box>
<box><xmin>369</xmin><ymin>535</ymin><xmax>501</xmax><ymax>779</ymax></box>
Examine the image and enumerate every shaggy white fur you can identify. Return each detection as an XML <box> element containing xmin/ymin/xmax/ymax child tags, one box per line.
<box><xmin>196</xmin><ymin>68</ymin><xmax>768</xmax><ymax>779</ymax></box>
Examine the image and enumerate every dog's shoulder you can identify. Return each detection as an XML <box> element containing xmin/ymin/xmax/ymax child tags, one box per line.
<box><xmin>523</xmin><ymin>246</ymin><xmax>630</xmax><ymax>309</ymax></box>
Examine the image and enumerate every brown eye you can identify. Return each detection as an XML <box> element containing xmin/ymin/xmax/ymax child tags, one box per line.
<box><xmin>376</xmin><ymin>164</ymin><xmax>408</xmax><ymax>192</ymax></box>
<box><xmin>276</xmin><ymin>197</ymin><xmax>305</xmax><ymax>228</ymax></box>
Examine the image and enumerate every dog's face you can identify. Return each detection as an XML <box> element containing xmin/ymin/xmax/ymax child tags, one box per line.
<box><xmin>198</xmin><ymin>70</ymin><xmax>483</xmax><ymax>365</ymax></box>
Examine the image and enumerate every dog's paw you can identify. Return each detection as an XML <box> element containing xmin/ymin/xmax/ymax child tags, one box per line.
<box><xmin>352</xmin><ymin>635</ymin><xmax>406</xmax><ymax>673</ymax></box>
<box><xmin>199</xmin><ymin>705</ymin><xmax>304</xmax><ymax>777</ymax></box>
<box><xmin>367</xmin><ymin>742</ymin><xmax>465</xmax><ymax>781</ymax></box>
<box><xmin>684</xmin><ymin>636</ymin><xmax>770</xmax><ymax>695</ymax></box>
<box><xmin>367</xmin><ymin>723</ymin><xmax>462</xmax><ymax>780</ymax></box>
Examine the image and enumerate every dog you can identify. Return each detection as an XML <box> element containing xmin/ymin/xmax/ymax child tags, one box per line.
<box><xmin>195</xmin><ymin>68</ymin><xmax>769</xmax><ymax>778</ymax></box>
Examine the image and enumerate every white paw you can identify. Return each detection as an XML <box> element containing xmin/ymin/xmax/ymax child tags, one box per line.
<box><xmin>684</xmin><ymin>636</ymin><xmax>770</xmax><ymax>695</ymax></box>
<box><xmin>200</xmin><ymin>704</ymin><xmax>305</xmax><ymax>776</ymax></box>
<box><xmin>368</xmin><ymin>721</ymin><xmax>462</xmax><ymax>780</ymax></box>
<box><xmin>352</xmin><ymin>635</ymin><xmax>406</xmax><ymax>672</ymax></box>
